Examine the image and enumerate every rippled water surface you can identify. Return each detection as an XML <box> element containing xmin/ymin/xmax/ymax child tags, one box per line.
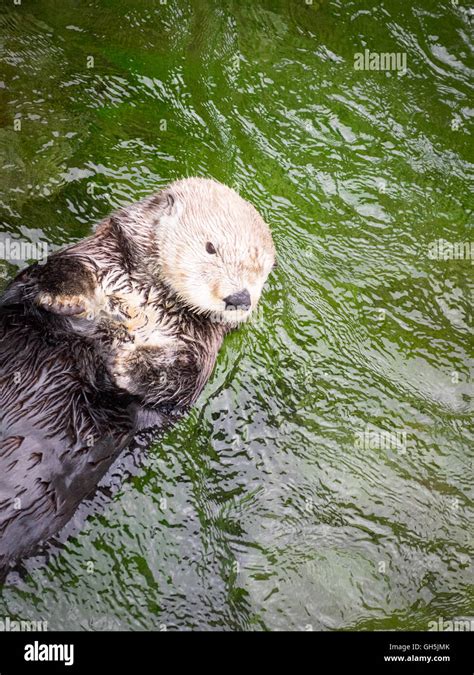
<box><xmin>0</xmin><ymin>0</ymin><xmax>472</xmax><ymax>630</ymax></box>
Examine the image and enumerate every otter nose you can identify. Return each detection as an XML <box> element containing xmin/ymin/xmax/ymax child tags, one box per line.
<box><xmin>224</xmin><ymin>289</ymin><xmax>251</xmax><ymax>311</ymax></box>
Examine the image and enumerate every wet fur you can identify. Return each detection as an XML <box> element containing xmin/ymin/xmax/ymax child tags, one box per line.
<box><xmin>0</xmin><ymin>178</ymin><xmax>274</xmax><ymax>579</ymax></box>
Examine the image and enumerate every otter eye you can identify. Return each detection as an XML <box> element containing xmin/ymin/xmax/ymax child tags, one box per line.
<box><xmin>206</xmin><ymin>242</ymin><xmax>217</xmax><ymax>255</ymax></box>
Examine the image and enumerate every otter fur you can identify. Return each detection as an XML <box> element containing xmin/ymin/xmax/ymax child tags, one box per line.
<box><xmin>0</xmin><ymin>178</ymin><xmax>276</xmax><ymax>578</ymax></box>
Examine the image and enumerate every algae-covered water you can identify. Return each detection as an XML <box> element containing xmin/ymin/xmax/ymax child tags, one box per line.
<box><xmin>0</xmin><ymin>0</ymin><xmax>472</xmax><ymax>631</ymax></box>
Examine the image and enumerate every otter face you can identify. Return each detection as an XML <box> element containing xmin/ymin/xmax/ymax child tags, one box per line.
<box><xmin>155</xmin><ymin>178</ymin><xmax>276</xmax><ymax>323</ymax></box>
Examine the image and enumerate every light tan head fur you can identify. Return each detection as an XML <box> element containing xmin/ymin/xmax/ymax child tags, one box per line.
<box><xmin>153</xmin><ymin>178</ymin><xmax>276</xmax><ymax>323</ymax></box>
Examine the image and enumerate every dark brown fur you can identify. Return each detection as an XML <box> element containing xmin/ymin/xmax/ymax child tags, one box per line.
<box><xmin>0</xmin><ymin>190</ymin><xmax>232</xmax><ymax>578</ymax></box>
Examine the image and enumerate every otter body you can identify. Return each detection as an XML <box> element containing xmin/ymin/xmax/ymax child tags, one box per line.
<box><xmin>0</xmin><ymin>307</ymin><xmax>140</xmax><ymax>575</ymax></box>
<box><xmin>0</xmin><ymin>178</ymin><xmax>276</xmax><ymax>577</ymax></box>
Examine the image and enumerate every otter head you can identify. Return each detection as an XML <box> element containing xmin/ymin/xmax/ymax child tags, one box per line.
<box><xmin>153</xmin><ymin>178</ymin><xmax>276</xmax><ymax>323</ymax></box>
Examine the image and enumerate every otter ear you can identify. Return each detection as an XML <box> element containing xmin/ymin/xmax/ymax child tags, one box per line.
<box><xmin>163</xmin><ymin>191</ymin><xmax>175</xmax><ymax>214</ymax></box>
<box><xmin>158</xmin><ymin>189</ymin><xmax>182</xmax><ymax>225</ymax></box>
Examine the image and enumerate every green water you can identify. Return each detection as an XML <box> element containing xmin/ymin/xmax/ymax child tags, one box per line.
<box><xmin>0</xmin><ymin>0</ymin><xmax>472</xmax><ymax>631</ymax></box>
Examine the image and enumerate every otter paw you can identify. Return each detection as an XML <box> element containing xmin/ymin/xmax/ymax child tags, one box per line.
<box><xmin>107</xmin><ymin>344</ymin><xmax>137</xmax><ymax>392</ymax></box>
<box><xmin>36</xmin><ymin>292</ymin><xmax>94</xmax><ymax>319</ymax></box>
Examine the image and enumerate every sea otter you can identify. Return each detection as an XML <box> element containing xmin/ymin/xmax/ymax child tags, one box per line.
<box><xmin>0</xmin><ymin>177</ymin><xmax>276</xmax><ymax>579</ymax></box>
